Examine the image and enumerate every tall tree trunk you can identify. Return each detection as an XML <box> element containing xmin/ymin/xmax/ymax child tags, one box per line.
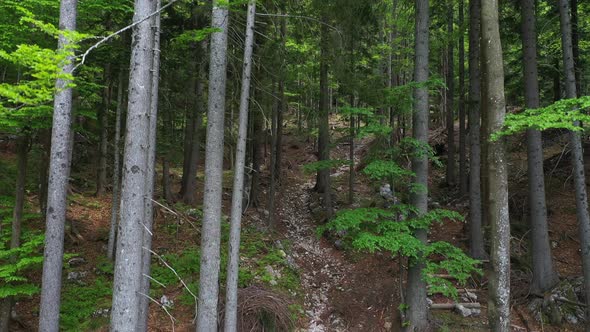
<box><xmin>458</xmin><ymin>0</ymin><xmax>467</xmax><ymax>196</ymax></box>
<box><xmin>315</xmin><ymin>15</ymin><xmax>333</xmax><ymax>219</ymax></box>
<box><xmin>183</xmin><ymin>39</ymin><xmax>207</xmax><ymax>206</ymax></box>
<box><xmin>446</xmin><ymin>0</ymin><xmax>456</xmax><ymax>187</ymax></box>
<box><xmin>110</xmin><ymin>0</ymin><xmax>156</xmax><ymax>329</ymax></box>
<box><xmin>481</xmin><ymin>0</ymin><xmax>511</xmax><ymax>330</ymax></box>
<box><xmin>0</xmin><ymin>135</ymin><xmax>28</xmax><ymax>332</ymax></box>
<box><xmin>96</xmin><ymin>63</ymin><xmax>112</xmax><ymax>197</ymax></box>
<box><xmin>224</xmin><ymin>2</ymin><xmax>256</xmax><ymax>329</ymax></box>
<box><xmin>559</xmin><ymin>0</ymin><xmax>590</xmax><ymax>324</ymax></box>
<box><xmin>38</xmin><ymin>129</ymin><xmax>51</xmax><ymax>219</ymax></box>
<box><xmin>196</xmin><ymin>1</ymin><xmax>230</xmax><ymax>329</ymax></box>
<box><xmin>137</xmin><ymin>1</ymin><xmax>162</xmax><ymax>329</ymax></box>
<box><xmin>571</xmin><ymin>0</ymin><xmax>581</xmax><ymax>93</ymax></box>
<box><xmin>275</xmin><ymin>11</ymin><xmax>286</xmax><ymax>184</ymax></box>
<box><xmin>107</xmin><ymin>69</ymin><xmax>125</xmax><ymax>261</ymax></box>
<box><xmin>521</xmin><ymin>0</ymin><xmax>559</xmax><ymax>294</ymax></box>
<box><xmin>268</xmin><ymin>82</ymin><xmax>278</xmax><ymax>227</ymax></box>
<box><xmin>38</xmin><ymin>1</ymin><xmax>78</xmax><ymax>330</ymax></box>
<box><xmin>468</xmin><ymin>0</ymin><xmax>485</xmax><ymax>259</ymax></box>
<box><xmin>404</xmin><ymin>0</ymin><xmax>430</xmax><ymax>330</ymax></box>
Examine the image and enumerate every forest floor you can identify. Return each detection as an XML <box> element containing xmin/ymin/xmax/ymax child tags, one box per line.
<box><xmin>2</xmin><ymin>123</ymin><xmax>588</xmax><ymax>331</ymax></box>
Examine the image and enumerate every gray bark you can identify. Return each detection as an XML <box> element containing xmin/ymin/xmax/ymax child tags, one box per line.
<box><xmin>110</xmin><ymin>0</ymin><xmax>156</xmax><ymax>330</ymax></box>
<box><xmin>404</xmin><ymin>0</ymin><xmax>430</xmax><ymax>330</ymax></box>
<box><xmin>446</xmin><ymin>0</ymin><xmax>456</xmax><ymax>187</ymax></box>
<box><xmin>559</xmin><ymin>0</ymin><xmax>590</xmax><ymax>324</ymax></box>
<box><xmin>137</xmin><ymin>1</ymin><xmax>162</xmax><ymax>329</ymax></box>
<box><xmin>481</xmin><ymin>0</ymin><xmax>511</xmax><ymax>330</ymax></box>
<box><xmin>468</xmin><ymin>0</ymin><xmax>485</xmax><ymax>259</ymax></box>
<box><xmin>521</xmin><ymin>0</ymin><xmax>559</xmax><ymax>294</ymax></box>
<box><xmin>38</xmin><ymin>1</ymin><xmax>78</xmax><ymax>330</ymax></box>
<box><xmin>224</xmin><ymin>2</ymin><xmax>256</xmax><ymax>330</ymax></box>
<box><xmin>458</xmin><ymin>0</ymin><xmax>467</xmax><ymax>196</ymax></box>
<box><xmin>96</xmin><ymin>64</ymin><xmax>111</xmax><ymax>197</ymax></box>
<box><xmin>196</xmin><ymin>1</ymin><xmax>230</xmax><ymax>329</ymax></box>
<box><xmin>107</xmin><ymin>69</ymin><xmax>125</xmax><ymax>261</ymax></box>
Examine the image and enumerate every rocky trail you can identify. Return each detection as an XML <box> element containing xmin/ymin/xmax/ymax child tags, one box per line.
<box><xmin>274</xmin><ymin>135</ymin><xmax>398</xmax><ymax>332</ymax></box>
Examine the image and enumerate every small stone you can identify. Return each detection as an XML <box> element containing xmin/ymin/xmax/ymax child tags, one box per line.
<box><xmin>461</xmin><ymin>291</ymin><xmax>478</xmax><ymax>302</ymax></box>
<box><xmin>68</xmin><ymin>257</ymin><xmax>86</xmax><ymax>266</ymax></box>
<box><xmin>160</xmin><ymin>295</ymin><xmax>173</xmax><ymax>308</ymax></box>
<box><xmin>92</xmin><ymin>308</ymin><xmax>110</xmax><ymax>318</ymax></box>
<box><xmin>384</xmin><ymin>322</ymin><xmax>393</xmax><ymax>331</ymax></box>
<box><xmin>67</xmin><ymin>271</ymin><xmax>88</xmax><ymax>281</ymax></box>
<box><xmin>269</xmin><ymin>279</ymin><xmax>278</xmax><ymax>286</ymax></box>
<box><xmin>454</xmin><ymin>304</ymin><xmax>472</xmax><ymax>317</ymax></box>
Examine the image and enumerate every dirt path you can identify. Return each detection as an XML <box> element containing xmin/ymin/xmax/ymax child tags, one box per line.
<box><xmin>276</xmin><ymin>136</ymin><xmax>398</xmax><ymax>332</ymax></box>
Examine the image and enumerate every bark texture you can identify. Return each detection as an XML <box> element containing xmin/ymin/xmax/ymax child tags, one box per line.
<box><xmin>196</xmin><ymin>1</ymin><xmax>230</xmax><ymax>329</ymax></box>
<box><xmin>38</xmin><ymin>1</ymin><xmax>78</xmax><ymax>330</ymax></box>
<box><xmin>224</xmin><ymin>2</ymin><xmax>256</xmax><ymax>330</ymax></box>
<box><xmin>446</xmin><ymin>0</ymin><xmax>456</xmax><ymax>186</ymax></box>
<box><xmin>481</xmin><ymin>0</ymin><xmax>511</xmax><ymax>330</ymax></box>
<box><xmin>468</xmin><ymin>0</ymin><xmax>485</xmax><ymax>259</ymax></box>
<box><xmin>405</xmin><ymin>0</ymin><xmax>430</xmax><ymax>330</ymax></box>
<box><xmin>110</xmin><ymin>0</ymin><xmax>156</xmax><ymax>329</ymax></box>
<box><xmin>559</xmin><ymin>0</ymin><xmax>590</xmax><ymax>324</ymax></box>
<box><xmin>521</xmin><ymin>0</ymin><xmax>558</xmax><ymax>294</ymax></box>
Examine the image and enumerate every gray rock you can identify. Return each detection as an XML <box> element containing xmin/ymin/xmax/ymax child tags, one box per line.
<box><xmin>92</xmin><ymin>308</ymin><xmax>110</xmax><ymax>318</ymax></box>
<box><xmin>67</xmin><ymin>271</ymin><xmax>88</xmax><ymax>281</ymax></box>
<box><xmin>160</xmin><ymin>295</ymin><xmax>173</xmax><ymax>308</ymax></box>
<box><xmin>461</xmin><ymin>291</ymin><xmax>478</xmax><ymax>302</ymax></box>
<box><xmin>454</xmin><ymin>304</ymin><xmax>472</xmax><ymax>317</ymax></box>
<box><xmin>68</xmin><ymin>257</ymin><xmax>86</xmax><ymax>266</ymax></box>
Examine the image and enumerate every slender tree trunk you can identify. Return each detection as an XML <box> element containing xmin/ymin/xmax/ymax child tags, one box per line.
<box><xmin>553</xmin><ymin>57</ymin><xmax>562</xmax><ymax>102</ymax></box>
<box><xmin>110</xmin><ymin>0</ymin><xmax>156</xmax><ymax>329</ymax></box>
<box><xmin>107</xmin><ymin>69</ymin><xmax>125</xmax><ymax>261</ymax></box>
<box><xmin>38</xmin><ymin>129</ymin><xmax>50</xmax><ymax>219</ymax></box>
<box><xmin>224</xmin><ymin>2</ymin><xmax>256</xmax><ymax>330</ymax></box>
<box><xmin>0</xmin><ymin>135</ymin><xmax>28</xmax><ymax>332</ymax></box>
<box><xmin>559</xmin><ymin>0</ymin><xmax>590</xmax><ymax>324</ymax></box>
<box><xmin>250</xmin><ymin>106</ymin><xmax>262</xmax><ymax>208</ymax></box>
<box><xmin>184</xmin><ymin>40</ymin><xmax>207</xmax><ymax>206</ymax></box>
<box><xmin>137</xmin><ymin>1</ymin><xmax>162</xmax><ymax>329</ymax></box>
<box><xmin>446</xmin><ymin>0</ymin><xmax>456</xmax><ymax>187</ymax></box>
<box><xmin>38</xmin><ymin>1</ymin><xmax>78</xmax><ymax>330</ymax></box>
<box><xmin>275</xmin><ymin>12</ymin><xmax>286</xmax><ymax>184</ymax></box>
<box><xmin>458</xmin><ymin>0</ymin><xmax>467</xmax><ymax>196</ymax></box>
<box><xmin>521</xmin><ymin>0</ymin><xmax>559</xmax><ymax>294</ymax></box>
<box><xmin>96</xmin><ymin>64</ymin><xmax>112</xmax><ymax>197</ymax></box>
<box><xmin>316</xmin><ymin>15</ymin><xmax>333</xmax><ymax>219</ymax></box>
<box><xmin>196</xmin><ymin>1</ymin><xmax>230</xmax><ymax>329</ymax></box>
<box><xmin>180</xmin><ymin>107</ymin><xmax>194</xmax><ymax>197</ymax></box>
<box><xmin>571</xmin><ymin>0</ymin><xmax>581</xmax><ymax>93</ymax></box>
<box><xmin>404</xmin><ymin>0</ymin><xmax>430</xmax><ymax>330</ymax></box>
<box><xmin>468</xmin><ymin>0</ymin><xmax>485</xmax><ymax>259</ymax></box>
<box><xmin>268</xmin><ymin>82</ymin><xmax>278</xmax><ymax>227</ymax></box>
<box><xmin>481</xmin><ymin>0</ymin><xmax>511</xmax><ymax>330</ymax></box>
<box><xmin>162</xmin><ymin>157</ymin><xmax>173</xmax><ymax>203</ymax></box>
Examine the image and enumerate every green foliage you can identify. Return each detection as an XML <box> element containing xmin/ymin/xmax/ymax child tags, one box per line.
<box><xmin>0</xmin><ymin>231</ymin><xmax>44</xmax><ymax>299</ymax></box>
<box><xmin>303</xmin><ymin>159</ymin><xmax>347</xmax><ymax>174</ymax></box>
<box><xmin>362</xmin><ymin>160</ymin><xmax>414</xmax><ymax>181</ymax></box>
<box><xmin>320</xmin><ymin>206</ymin><xmax>479</xmax><ymax>299</ymax></box>
<box><xmin>493</xmin><ymin>96</ymin><xmax>590</xmax><ymax>140</ymax></box>
<box><xmin>60</xmin><ymin>276</ymin><xmax>112</xmax><ymax>331</ymax></box>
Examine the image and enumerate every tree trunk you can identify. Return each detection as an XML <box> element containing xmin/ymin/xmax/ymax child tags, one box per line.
<box><xmin>96</xmin><ymin>63</ymin><xmax>112</xmax><ymax>197</ymax></box>
<box><xmin>38</xmin><ymin>1</ymin><xmax>78</xmax><ymax>330</ymax></box>
<box><xmin>559</xmin><ymin>0</ymin><xmax>590</xmax><ymax>324</ymax></box>
<box><xmin>571</xmin><ymin>0</ymin><xmax>581</xmax><ymax>93</ymax></box>
<box><xmin>224</xmin><ymin>2</ymin><xmax>256</xmax><ymax>330</ymax></box>
<box><xmin>468</xmin><ymin>0</ymin><xmax>485</xmax><ymax>259</ymax></box>
<box><xmin>183</xmin><ymin>40</ymin><xmax>207</xmax><ymax>206</ymax></box>
<box><xmin>481</xmin><ymin>0</ymin><xmax>511</xmax><ymax>330</ymax></box>
<box><xmin>404</xmin><ymin>0</ymin><xmax>430</xmax><ymax>330</ymax></box>
<box><xmin>110</xmin><ymin>0</ymin><xmax>156</xmax><ymax>329</ymax></box>
<box><xmin>458</xmin><ymin>0</ymin><xmax>467</xmax><ymax>196</ymax></box>
<box><xmin>137</xmin><ymin>1</ymin><xmax>162</xmax><ymax>329</ymax></box>
<box><xmin>275</xmin><ymin>12</ymin><xmax>286</xmax><ymax>184</ymax></box>
<box><xmin>521</xmin><ymin>0</ymin><xmax>559</xmax><ymax>294</ymax></box>
<box><xmin>0</xmin><ymin>135</ymin><xmax>28</xmax><ymax>332</ymax></box>
<box><xmin>107</xmin><ymin>69</ymin><xmax>125</xmax><ymax>261</ymax></box>
<box><xmin>196</xmin><ymin>1</ymin><xmax>230</xmax><ymax>329</ymax></box>
<box><xmin>315</xmin><ymin>14</ymin><xmax>333</xmax><ymax>219</ymax></box>
<box><xmin>268</xmin><ymin>82</ymin><xmax>278</xmax><ymax>227</ymax></box>
<box><xmin>38</xmin><ymin>129</ymin><xmax>51</xmax><ymax>219</ymax></box>
<box><xmin>446</xmin><ymin>0</ymin><xmax>456</xmax><ymax>187</ymax></box>
<box><xmin>162</xmin><ymin>158</ymin><xmax>173</xmax><ymax>203</ymax></box>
